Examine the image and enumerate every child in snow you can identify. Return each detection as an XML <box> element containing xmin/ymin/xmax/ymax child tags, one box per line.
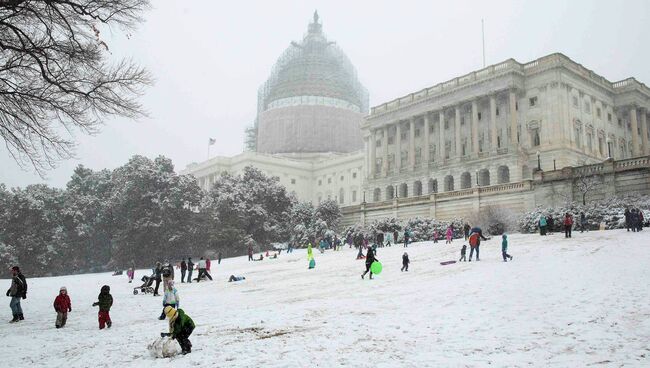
<box><xmin>401</xmin><ymin>252</ymin><xmax>410</xmax><ymax>272</ymax></box>
<box><xmin>159</xmin><ymin>280</ymin><xmax>179</xmax><ymax>320</ymax></box>
<box><xmin>228</xmin><ymin>275</ymin><xmax>246</xmax><ymax>282</ymax></box>
<box><xmin>92</xmin><ymin>285</ymin><xmax>113</xmax><ymax>329</ymax></box>
<box><xmin>459</xmin><ymin>244</ymin><xmax>467</xmax><ymax>262</ymax></box>
<box><xmin>127</xmin><ymin>268</ymin><xmax>134</xmax><ymax>283</ymax></box>
<box><xmin>433</xmin><ymin>230</ymin><xmax>439</xmax><ymax>244</ymax></box>
<box><xmin>502</xmin><ymin>234</ymin><xmax>513</xmax><ymax>262</ymax></box>
<box><xmin>446</xmin><ymin>226</ymin><xmax>453</xmax><ymax>244</ymax></box>
<box><xmin>361</xmin><ymin>248</ymin><xmax>378</xmax><ymax>280</ymax></box>
<box><xmin>53</xmin><ymin>286</ymin><xmax>71</xmax><ymax>328</ymax></box>
<box><xmin>161</xmin><ymin>306</ymin><xmax>195</xmax><ymax>355</ymax></box>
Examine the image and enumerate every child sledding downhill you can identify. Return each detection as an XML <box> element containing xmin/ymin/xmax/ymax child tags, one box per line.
<box><xmin>92</xmin><ymin>285</ymin><xmax>113</xmax><ymax>329</ymax></box>
<box><xmin>53</xmin><ymin>287</ymin><xmax>71</xmax><ymax>328</ymax></box>
<box><xmin>161</xmin><ymin>306</ymin><xmax>195</xmax><ymax>355</ymax></box>
<box><xmin>361</xmin><ymin>247</ymin><xmax>378</xmax><ymax>279</ymax></box>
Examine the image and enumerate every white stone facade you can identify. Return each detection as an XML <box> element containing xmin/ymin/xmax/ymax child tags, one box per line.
<box><xmin>181</xmin><ymin>151</ymin><xmax>365</xmax><ymax>207</ymax></box>
<box><xmin>363</xmin><ymin>53</ymin><xmax>650</xmax><ymax>203</ymax></box>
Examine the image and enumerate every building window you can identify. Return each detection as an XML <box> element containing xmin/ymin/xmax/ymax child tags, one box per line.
<box><xmin>572</xmin><ymin>96</ymin><xmax>579</xmax><ymax>108</ymax></box>
<box><xmin>515</xmin><ymin>101</ymin><xmax>519</xmax><ymax>111</ymax></box>
<box><xmin>414</xmin><ymin>148</ymin><xmax>422</xmax><ymax>165</ymax></box>
<box><xmin>618</xmin><ymin>118</ymin><xmax>622</xmax><ymax>127</ymax></box>
<box><xmin>388</xmin><ymin>136</ymin><xmax>394</xmax><ymax>145</ymax></box>
<box><xmin>318</xmin><ymin>180</ymin><xmax>322</xmax><ymax>186</ymax></box>
<box><xmin>291</xmin><ymin>179</ymin><xmax>296</xmax><ymax>185</ymax></box>
<box><xmin>575</xmin><ymin>127</ymin><xmax>582</xmax><ymax>149</ymax></box>
<box><xmin>429</xmin><ymin>124</ymin><xmax>434</xmax><ymax>133</ymax></box>
<box><xmin>598</xmin><ymin>137</ymin><xmax>604</xmax><ymax>156</ymax></box>
<box><xmin>376</xmin><ymin>139</ymin><xmax>381</xmax><ymax>148</ymax></box>
<box><xmin>596</xmin><ymin>107</ymin><xmax>602</xmax><ymax>118</ymax></box>
<box><xmin>478</xmin><ymin>112</ymin><xmax>482</xmax><ymax>121</ymax></box>
<box><xmin>461</xmin><ymin>117</ymin><xmax>465</xmax><ymax>125</ymax></box>
<box><xmin>444</xmin><ymin>120</ymin><xmax>449</xmax><ymax>130</ymax></box>
<box><xmin>529</xmin><ymin>97</ymin><xmax>538</xmax><ymax>107</ymax></box>
<box><xmin>608</xmin><ymin>113</ymin><xmax>612</xmax><ymax>122</ymax></box>
<box><xmin>587</xmin><ymin>133</ymin><xmax>593</xmax><ymax>151</ymax></box>
<box><xmin>400</xmin><ymin>131</ymin><xmax>407</xmax><ymax>140</ymax></box>
<box><xmin>352</xmin><ymin>190</ymin><xmax>357</xmax><ymax>202</ymax></box>
<box><xmin>328</xmin><ymin>178</ymin><xmax>332</xmax><ymax>184</ymax></box>
<box><xmin>352</xmin><ymin>172</ymin><xmax>357</xmax><ymax>179</ymax></box>
<box><xmin>415</xmin><ymin>128</ymin><xmax>421</xmax><ymax>137</ymax></box>
<box><xmin>584</xmin><ymin>101</ymin><xmax>591</xmax><ymax>113</ymax></box>
<box><xmin>496</xmin><ymin>107</ymin><xmax>500</xmax><ymax>116</ymax></box>
<box><xmin>339</xmin><ymin>189</ymin><xmax>344</xmax><ymax>204</ymax></box>
<box><xmin>340</xmin><ymin>175</ymin><xmax>344</xmax><ymax>181</ymax></box>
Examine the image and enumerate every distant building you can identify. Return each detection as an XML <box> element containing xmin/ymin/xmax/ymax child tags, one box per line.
<box><xmin>184</xmin><ymin>16</ymin><xmax>650</xmax><ymax>224</ymax></box>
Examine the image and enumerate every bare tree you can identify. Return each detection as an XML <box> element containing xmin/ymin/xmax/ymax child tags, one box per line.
<box><xmin>0</xmin><ymin>0</ymin><xmax>152</xmax><ymax>175</ymax></box>
<box><xmin>574</xmin><ymin>174</ymin><xmax>601</xmax><ymax>205</ymax></box>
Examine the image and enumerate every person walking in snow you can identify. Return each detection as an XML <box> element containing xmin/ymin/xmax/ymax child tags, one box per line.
<box><xmin>446</xmin><ymin>226</ymin><xmax>453</xmax><ymax>244</ymax></box>
<box><xmin>403</xmin><ymin>229</ymin><xmax>410</xmax><ymax>248</ymax></box>
<box><xmin>580</xmin><ymin>212</ymin><xmax>588</xmax><ymax>233</ymax></box>
<box><xmin>180</xmin><ymin>259</ymin><xmax>187</xmax><ymax>283</ymax></box>
<box><xmin>248</xmin><ymin>245</ymin><xmax>254</xmax><ymax>261</ymax></box>
<box><xmin>463</xmin><ymin>223</ymin><xmax>471</xmax><ymax>240</ymax></box>
<box><xmin>624</xmin><ymin>208</ymin><xmax>632</xmax><ymax>232</ymax></box>
<box><xmin>53</xmin><ymin>286</ymin><xmax>71</xmax><ymax>328</ymax></box>
<box><xmin>501</xmin><ymin>234</ymin><xmax>513</xmax><ymax>262</ymax></box>
<box><xmin>468</xmin><ymin>227</ymin><xmax>489</xmax><ymax>262</ymax></box>
<box><xmin>636</xmin><ymin>208</ymin><xmax>644</xmax><ymax>231</ymax></box>
<box><xmin>153</xmin><ymin>262</ymin><xmax>163</xmax><ymax>296</ymax></box>
<box><xmin>159</xmin><ymin>280</ymin><xmax>179</xmax><ymax>320</ymax></box>
<box><xmin>92</xmin><ymin>285</ymin><xmax>112</xmax><ymax>329</ymax></box>
<box><xmin>547</xmin><ymin>215</ymin><xmax>555</xmax><ymax>235</ymax></box>
<box><xmin>401</xmin><ymin>252</ymin><xmax>410</xmax><ymax>272</ymax></box>
<box><xmin>433</xmin><ymin>230</ymin><xmax>439</xmax><ymax>244</ymax></box>
<box><xmin>218</xmin><ymin>252</ymin><xmax>222</xmax><ymax>265</ymax></box>
<box><xmin>459</xmin><ymin>244</ymin><xmax>467</xmax><ymax>262</ymax></box>
<box><xmin>563</xmin><ymin>213</ymin><xmax>573</xmax><ymax>238</ymax></box>
<box><xmin>361</xmin><ymin>247</ymin><xmax>378</xmax><ymax>280</ymax></box>
<box><xmin>393</xmin><ymin>230</ymin><xmax>399</xmax><ymax>245</ymax></box>
<box><xmin>186</xmin><ymin>258</ymin><xmax>194</xmax><ymax>283</ymax></box>
<box><xmin>161</xmin><ymin>306</ymin><xmax>195</xmax><ymax>355</ymax></box>
<box><xmin>127</xmin><ymin>268</ymin><xmax>134</xmax><ymax>283</ymax></box>
<box><xmin>6</xmin><ymin>266</ymin><xmax>27</xmax><ymax>323</ymax></box>
<box><xmin>539</xmin><ymin>215</ymin><xmax>547</xmax><ymax>236</ymax></box>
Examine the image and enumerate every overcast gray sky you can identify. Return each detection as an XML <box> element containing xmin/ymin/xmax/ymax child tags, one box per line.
<box><xmin>2</xmin><ymin>0</ymin><xmax>649</xmax><ymax>188</ymax></box>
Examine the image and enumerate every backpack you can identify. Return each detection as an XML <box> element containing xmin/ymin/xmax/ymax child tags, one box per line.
<box><xmin>468</xmin><ymin>233</ymin><xmax>479</xmax><ymax>247</ymax></box>
<box><xmin>162</xmin><ymin>267</ymin><xmax>171</xmax><ymax>278</ymax></box>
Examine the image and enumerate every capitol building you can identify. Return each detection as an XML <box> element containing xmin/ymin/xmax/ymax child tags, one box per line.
<box><xmin>183</xmin><ymin>13</ymin><xmax>650</xmax><ymax>225</ymax></box>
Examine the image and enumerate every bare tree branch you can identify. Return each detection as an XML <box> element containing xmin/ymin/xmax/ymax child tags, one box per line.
<box><xmin>0</xmin><ymin>0</ymin><xmax>152</xmax><ymax>176</ymax></box>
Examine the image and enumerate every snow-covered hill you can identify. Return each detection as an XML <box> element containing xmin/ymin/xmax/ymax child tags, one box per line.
<box><xmin>1</xmin><ymin>229</ymin><xmax>649</xmax><ymax>367</ymax></box>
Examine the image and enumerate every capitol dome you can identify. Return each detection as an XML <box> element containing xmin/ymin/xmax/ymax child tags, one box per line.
<box><xmin>255</xmin><ymin>12</ymin><xmax>369</xmax><ymax>154</ymax></box>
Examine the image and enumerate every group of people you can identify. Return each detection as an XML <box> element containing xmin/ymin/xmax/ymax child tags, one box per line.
<box><xmin>538</xmin><ymin>212</ymin><xmax>585</xmax><ymax>238</ymax></box>
<box><xmin>625</xmin><ymin>208</ymin><xmax>646</xmax><ymax>232</ymax></box>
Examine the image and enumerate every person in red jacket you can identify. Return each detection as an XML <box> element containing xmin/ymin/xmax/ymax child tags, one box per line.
<box><xmin>53</xmin><ymin>286</ymin><xmax>71</xmax><ymax>328</ymax></box>
<box><xmin>563</xmin><ymin>213</ymin><xmax>573</xmax><ymax>238</ymax></box>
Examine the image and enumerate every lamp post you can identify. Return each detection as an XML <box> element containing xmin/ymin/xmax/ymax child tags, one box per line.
<box><xmin>536</xmin><ymin>151</ymin><xmax>541</xmax><ymax>171</ymax></box>
<box><xmin>553</xmin><ymin>159</ymin><xmax>556</xmax><ymax>171</ymax></box>
<box><xmin>475</xmin><ymin>170</ymin><xmax>479</xmax><ymax>187</ymax></box>
<box><xmin>362</xmin><ymin>191</ymin><xmax>366</xmax><ymax>203</ymax></box>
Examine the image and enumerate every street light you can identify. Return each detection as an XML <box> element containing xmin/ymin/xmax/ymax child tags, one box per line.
<box><xmin>536</xmin><ymin>151</ymin><xmax>541</xmax><ymax>171</ymax></box>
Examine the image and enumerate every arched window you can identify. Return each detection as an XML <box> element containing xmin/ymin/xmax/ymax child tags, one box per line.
<box><xmin>385</xmin><ymin>186</ymin><xmax>394</xmax><ymax>200</ymax></box>
<box><xmin>460</xmin><ymin>172</ymin><xmax>472</xmax><ymax>189</ymax></box>
<box><xmin>428</xmin><ymin>179</ymin><xmax>438</xmax><ymax>194</ymax></box>
<box><xmin>373</xmin><ymin>188</ymin><xmax>381</xmax><ymax>202</ymax></box>
<box><xmin>399</xmin><ymin>183</ymin><xmax>408</xmax><ymax>198</ymax></box>
<box><xmin>413</xmin><ymin>181</ymin><xmax>422</xmax><ymax>196</ymax></box>
<box><xmin>497</xmin><ymin>165</ymin><xmax>510</xmax><ymax>184</ymax></box>
<box><xmin>478</xmin><ymin>169</ymin><xmax>490</xmax><ymax>186</ymax></box>
<box><xmin>444</xmin><ymin>175</ymin><xmax>454</xmax><ymax>192</ymax></box>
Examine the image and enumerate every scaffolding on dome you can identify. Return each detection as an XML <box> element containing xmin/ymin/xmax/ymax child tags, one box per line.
<box><xmin>256</xmin><ymin>12</ymin><xmax>369</xmax><ymax>115</ymax></box>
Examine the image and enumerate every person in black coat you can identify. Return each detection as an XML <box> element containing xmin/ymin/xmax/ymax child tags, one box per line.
<box><xmin>401</xmin><ymin>252</ymin><xmax>410</xmax><ymax>272</ymax></box>
<box><xmin>361</xmin><ymin>248</ymin><xmax>378</xmax><ymax>279</ymax></box>
<box><xmin>180</xmin><ymin>259</ymin><xmax>187</xmax><ymax>283</ymax></box>
<box><xmin>624</xmin><ymin>208</ymin><xmax>631</xmax><ymax>231</ymax></box>
<box><xmin>6</xmin><ymin>266</ymin><xmax>27</xmax><ymax>322</ymax></box>
<box><xmin>153</xmin><ymin>262</ymin><xmax>162</xmax><ymax>296</ymax></box>
<box><xmin>186</xmin><ymin>258</ymin><xmax>194</xmax><ymax>284</ymax></box>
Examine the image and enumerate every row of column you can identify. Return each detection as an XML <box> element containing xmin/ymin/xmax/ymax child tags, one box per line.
<box><xmin>367</xmin><ymin>90</ymin><xmax>518</xmax><ymax>177</ymax></box>
<box><xmin>629</xmin><ymin>107</ymin><xmax>650</xmax><ymax>157</ymax></box>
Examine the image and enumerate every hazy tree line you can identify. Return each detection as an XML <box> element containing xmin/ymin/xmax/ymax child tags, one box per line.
<box><xmin>0</xmin><ymin>156</ymin><xmax>341</xmax><ymax>276</ymax></box>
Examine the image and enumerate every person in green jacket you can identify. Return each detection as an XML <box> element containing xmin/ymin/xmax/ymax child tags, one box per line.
<box><xmin>539</xmin><ymin>216</ymin><xmax>548</xmax><ymax>236</ymax></box>
<box><xmin>92</xmin><ymin>285</ymin><xmax>113</xmax><ymax>329</ymax></box>
<box><xmin>162</xmin><ymin>306</ymin><xmax>195</xmax><ymax>354</ymax></box>
<box><xmin>502</xmin><ymin>234</ymin><xmax>513</xmax><ymax>262</ymax></box>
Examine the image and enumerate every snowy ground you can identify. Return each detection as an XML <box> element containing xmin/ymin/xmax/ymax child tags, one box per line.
<box><xmin>1</xmin><ymin>229</ymin><xmax>650</xmax><ymax>367</ymax></box>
